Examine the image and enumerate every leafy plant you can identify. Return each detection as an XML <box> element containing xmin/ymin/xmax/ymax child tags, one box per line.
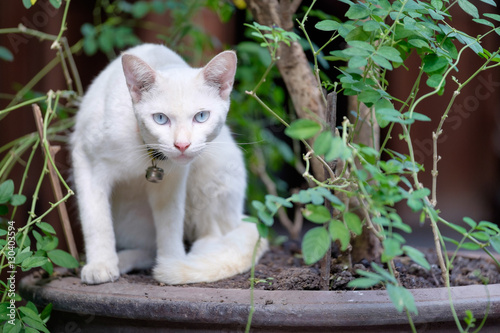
<box><xmin>245</xmin><ymin>0</ymin><xmax>500</xmax><ymax>331</ymax></box>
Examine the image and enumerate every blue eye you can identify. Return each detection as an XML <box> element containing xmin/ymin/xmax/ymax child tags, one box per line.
<box><xmin>194</xmin><ymin>111</ymin><xmax>210</xmax><ymax>123</ymax></box>
<box><xmin>153</xmin><ymin>113</ymin><xmax>169</xmax><ymax>125</ymax></box>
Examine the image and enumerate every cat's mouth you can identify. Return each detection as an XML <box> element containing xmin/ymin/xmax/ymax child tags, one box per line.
<box><xmin>172</xmin><ymin>152</ymin><xmax>195</xmax><ymax>164</ymax></box>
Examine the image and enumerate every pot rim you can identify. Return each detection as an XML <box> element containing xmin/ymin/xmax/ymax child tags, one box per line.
<box><xmin>19</xmin><ymin>272</ymin><xmax>500</xmax><ymax>328</ymax></box>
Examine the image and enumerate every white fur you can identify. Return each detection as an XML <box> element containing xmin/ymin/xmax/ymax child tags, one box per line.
<box><xmin>71</xmin><ymin>44</ymin><xmax>267</xmax><ymax>285</ymax></box>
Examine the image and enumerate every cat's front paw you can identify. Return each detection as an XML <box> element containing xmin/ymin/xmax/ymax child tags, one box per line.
<box><xmin>81</xmin><ymin>262</ymin><xmax>120</xmax><ymax>284</ymax></box>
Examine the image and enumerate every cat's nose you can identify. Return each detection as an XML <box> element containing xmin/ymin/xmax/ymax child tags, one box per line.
<box><xmin>174</xmin><ymin>142</ymin><xmax>191</xmax><ymax>153</ymax></box>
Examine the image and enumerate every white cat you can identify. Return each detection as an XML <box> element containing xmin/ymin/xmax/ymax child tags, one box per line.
<box><xmin>71</xmin><ymin>43</ymin><xmax>267</xmax><ymax>285</ymax></box>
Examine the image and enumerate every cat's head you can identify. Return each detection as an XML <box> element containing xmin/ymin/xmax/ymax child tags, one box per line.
<box><xmin>122</xmin><ymin>50</ymin><xmax>237</xmax><ymax>165</ymax></box>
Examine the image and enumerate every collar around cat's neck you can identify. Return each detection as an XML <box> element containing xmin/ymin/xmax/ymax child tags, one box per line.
<box><xmin>147</xmin><ymin>147</ymin><xmax>167</xmax><ymax>161</ymax></box>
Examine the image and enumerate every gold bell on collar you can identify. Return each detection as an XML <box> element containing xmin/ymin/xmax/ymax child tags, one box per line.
<box><xmin>145</xmin><ymin>166</ymin><xmax>164</xmax><ymax>183</ymax></box>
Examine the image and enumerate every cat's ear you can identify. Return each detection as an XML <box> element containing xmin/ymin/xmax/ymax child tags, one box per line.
<box><xmin>202</xmin><ymin>51</ymin><xmax>237</xmax><ymax>100</ymax></box>
<box><xmin>122</xmin><ymin>54</ymin><xmax>156</xmax><ymax>103</ymax></box>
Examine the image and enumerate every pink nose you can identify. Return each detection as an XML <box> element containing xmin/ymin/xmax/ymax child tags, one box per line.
<box><xmin>174</xmin><ymin>142</ymin><xmax>190</xmax><ymax>153</ymax></box>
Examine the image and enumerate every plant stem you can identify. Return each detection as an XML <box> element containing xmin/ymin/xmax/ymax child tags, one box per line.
<box><xmin>51</xmin><ymin>0</ymin><xmax>71</xmax><ymax>50</ymax></box>
<box><xmin>245</xmin><ymin>237</ymin><xmax>262</xmax><ymax>333</ymax></box>
<box><xmin>0</xmin><ymin>96</ymin><xmax>46</xmax><ymax>115</ymax></box>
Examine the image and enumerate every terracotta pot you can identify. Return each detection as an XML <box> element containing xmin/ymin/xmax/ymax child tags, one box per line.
<box><xmin>19</xmin><ymin>271</ymin><xmax>500</xmax><ymax>332</ymax></box>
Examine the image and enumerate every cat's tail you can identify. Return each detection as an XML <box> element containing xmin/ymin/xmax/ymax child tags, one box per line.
<box><xmin>153</xmin><ymin>221</ymin><xmax>268</xmax><ymax>284</ymax></box>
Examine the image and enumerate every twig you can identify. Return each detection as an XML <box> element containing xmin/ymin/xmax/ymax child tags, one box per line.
<box><xmin>32</xmin><ymin>104</ymin><xmax>79</xmax><ymax>261</ymax></box>
<box><xmin>251</xmin><ymin>149</ymin><xmax>302</xmax><ymax>239</ymax></box>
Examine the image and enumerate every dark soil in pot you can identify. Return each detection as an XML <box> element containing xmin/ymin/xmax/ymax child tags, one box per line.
<box><xmin>119</xmin><ymin>244</ymin><xmax>500</xmax><ymax>291</ymax></box>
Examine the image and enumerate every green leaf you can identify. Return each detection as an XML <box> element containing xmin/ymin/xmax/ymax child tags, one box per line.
<box><xmin>490</xmin><ymin>234</ymin><xmax>500</xmax><ymax>254</ymax></box>
<box><xmin>345</xmin><ymin>26</ymin><xmax>371</xmax><ymax>42</ymax></box>
<box><xmin>0</xmin><ymin>180</ymin><xmax>14</xmax><ymax>204</ymax></box>
<box><xmin>343</xmin><ymin>47</ymin><xmax>371</xmax><ymax>58</ymax></box>
<box><xmin>382</xmin><ymin>238</ymin><xmax>404</xmax><ymax>262</ymax></box>
<box><xmin>47</xmin><ymin>249</ymin><xmax>79</xmax><ymax>268</ymax></box>
<box><xmin>371</xmin><ymin>54</ymin><xmax>393</xmax><ymax>70</ymax></box>
<box><xmin>40</xmin><ymin>303</ymin><xmax>53</xmax><ymax>321</ymax></box>
<box><xmin>479</xmin><ymin>0</ymin><xmax>497</xmax><ymax>6</ymax></box>
<box><xmin>19</xmin><ymin>306</ymin><xmax>41</xmax><ymax>322</ymax></box>
<box><xmin>38</xmin><ymin>222</ymin><xmax>56</xmax><ymax>234</ymax></box>
<box><xmin>22</xmin><ymin>0</ymin><xmax>33</xmax><ymax>9</ymax></box>
<box><xmin>376</xmin><ymin>46</ymin><xmax>403</xmax><ymax>63</ymax></box>
<box><xmin>484</xmin><ymin>13</ymin><xmax>500</xmax><ymax>22</ymax></box>
<box><xmin>473</xmin><ymin>18</ymin><xmax>494</xmax><ymax>28</ymax></box>
<box><xmin>302</xmin><ymin>227</ymin><xmax>331</xmax><ymax>265</ymax></box>
<box><xmin>407</xmin><ymin>197</ymin><xmax>424</xmax><ymax>212</ymax></box>
<box><xmin>431</xmin><ymin>0</ymin><xmax>443</xmax><ymax>10</ymax></box>
<box><xmin>345</xmin><ymin>4</ymin><xmax>370</xmax><ymax>20</ymax></box>
<box><xmin>471</xmin><ymin>231</ymin><xmax>490</xmax><ymax>242</ymax></box>
<box><xmin>257</xmin><ymin>223</ymin><xmax>269</xmax><ymax>238</ymax></box>
<box><xmin>22</xmin><ymin>256</ymin><xmax>49</xmax><ymax>270</ymax></box>
<box><xmin>42</xmin><ymin>260</ymin><xmax>54</xmax><ymax>275</ymax></box>
<box><xmin>458</xmin><ymin>0</ymin><xmax>479</xmax><ymax>18</ymax></box>
<box><xmin>329</xmin><ymin>220</ymin><xmax>350</xmax><ymax>251</ymax></box>
<box><xmin>348</xmin><ymin>56</ymin><xmax>368</xmax><ymax>68</ymax></box>
<box><xmin>437</xmin><ymin>35</ymin><xmax>458</xmax><ymax>59</ymax></box>
<box><xmin>324</xmin><ymin>136</ymin><xmax>351</xmax><ymax>161</ymax></box>
<box><xmin>314</xmin><ymin>131</ymin><xmax>334</xmax><ymax>156</ymax></box>
<box><xmin>363</xmin><ymin>20</ymin><xmax>381</xmax><ymax>32</ymax></box>
<box><xmin>49</xmin><ymin>0</ymin><xmax>62</xmax><ymax>8</ymax></box>
<box><xmin>358</xmin><ymin>88</ymin><xmax>381</xmax><ymax>105</ymax></box>
<box><xmin>252</xmin><ymin>200</ymin><xmax>265</xmax><ymax>211</ymax></box>
<box><xmin>302</xmin><ymin>204</ymin><xmax>331</xmax><ymax>224</ymax></box>
<box><xmin>15</xmin><ymin>248</ymin><xmax>33</xmax><ymax>265</ymax></box>
<box><xmin>25</xmin><ymin>328</ymin><xmax>40</xmax><ymax>333</ymax></box>
<box><xmin>371</xmin><ymin>262</ymin><xmax>397</xmax><ymax>283</ymax></box>
<box><xmin>461</xmin><ymin>242</ymin><xmax>481</xmax><ymax>250</ymax></box>
<box><xmin>443</xmin><ymin>236</ymin><xmax>460</xmax><ymax>246</ymax></box>
<box><xmin>408</xmin><ymin>39</ymin><xmax>430</xmax><ymax>49</ymax></box>
<box><xmin>404</xmin><ymin>112</ymin><xmax>431</xmax><ymax>122</ymax></box>
<box><xmin>257</xmin><ymin>210</ymin><xmax>274</xmax><ymax>226</ymax></box>
<box><xmin>83</xmin><ymin>37</ymin><xmax>98</xmax><ymax>56</ymax></box>
<box><xmin>422</xmin><ymin>54</ymin><xmax>448</xmax><ymax>73</ymax></box>
<box><xmin>20</xmin><ymin>316</ymin><xmax>50</xmax><ymax>333</ymax></box>
<box><xmin>10</xmin><ymin>194</ymin><xmax>26</xmax><ymax>206</ymax></box>
<box><xmin>347</xmin><ymin>40</ymin><xmax>375</xmax><ymax>52</ymax></box>
<box><xmin>0</xmin><ymin>205</ymin><xmax>8</xmax><ymax>215</ymax></box>
<box><xmin>374</xmin><ymin>99</ymin><xmax>394</xmax><ymax>128</ymax></box>
<box><xmin>80</xmin><ymin>23</ymin><xmax>96</xmax><ymax>37</ymax></box>
<box><xmin>0</xmin><ymin>46</ymin><xmax>14</xmax><ymax>62</ymax></box>
<box><xmin>403</xmin><ymin>246</ymin><xmax>431</xmax><ymax>270</ymax></box>
<box><xmin>448</xmin><ymin>223</ymin><xmax>467</xmax><ymax>234</ymax></box>
<box><xmin>315</xmin><ymin>20</ymin><xmax>341</xmax><ymax>31</ymax></box>
<box><xmin>37</xmin><ymin>235</ymin><xmax>58</xmax><ymax>252</ymax></box>
<box><xmin>285</xmin><ymin>119</ymin><xmax>321</xmax><ymax>140</ymax></box>
<box><xmin>387</xmin><ymin>284</ymin><xmax>418</xmax><ymax>314</ymax></box>
<box><xmin>131</xmin><ymin>1</ymin><xmax>151</xmax><ymax>18</ymax></box>
<box><xmin>426</xmin><ymin>74</ymin><xmax>443</xmax><ymax>88</ymax></box>
<box><xmin>463</xmin><ymin>217</ymin><xmax>477</xmax><ymax>228</ymax></box>
<box><xmin>478</xmin><ymin>221</ymin><xmax>500</xmax><ymax>233</ymax></box>
<box><xmin>344</xmin><ymin>212</ymin><xmax>362</xmax><ymax>235</ymax></box>
<box><xmin>4</xmin><ymin>319</ymin><xmax>22</xmax><ymax>333</ymax></box>
<box><xmin>347</xmin><ymin>277</ymin><xmax>381</xmax><ymax>288</ymax></box>
<box><xmin>291</xmin><ymin>190</ymin><xmax>311</xmax><ymax>204</ymax></box>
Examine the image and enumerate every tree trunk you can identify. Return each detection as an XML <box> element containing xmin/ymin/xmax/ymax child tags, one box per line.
<box><xmin>247</xmin><ymin>0</ymin><xmax>382</xmax><ymax>263</ymax></box>
<box><xmin>246</xmin><ymin>0</ymin><xmax>326</xmax><ymax>180</ymax></box>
